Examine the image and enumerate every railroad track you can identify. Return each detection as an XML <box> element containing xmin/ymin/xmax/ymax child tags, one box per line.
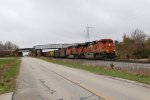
<box><xmin>55</xmin><ymin>58</ymin><xmax>150</xmax><ymax>69</ymax></box>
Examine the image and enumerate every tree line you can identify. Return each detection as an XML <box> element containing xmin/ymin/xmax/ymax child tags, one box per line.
<box><xmin>0</xmin><ymin>41</ymin><xmax>19</xmax><ymax>57</ymax></box>
<box><xmin>116</xmin><ymin>29</ymin><xmax>150</xmax><ymax>59</ymax></box>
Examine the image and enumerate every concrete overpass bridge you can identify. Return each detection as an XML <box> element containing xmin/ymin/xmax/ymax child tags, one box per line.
<box><xmin>17</xmin><ymin>48</ymin><xmax>34</xmax><ymax>52</ymax></box>
<box><xmin>15</xmin><ymin>43</ymin><xmax>78</xmax><ymax>56</ymax></box>
<box><xmin>33</xmin><ymin>43</ymin><xmax>78</xmax><ymax>50</ymax></box>
<box><xmin>14</xmin><ymin>48</ymin><xmax>34</xmax><ymax>57</ymax></box>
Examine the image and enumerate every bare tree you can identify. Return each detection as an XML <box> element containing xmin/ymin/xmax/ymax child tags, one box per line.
<box><xmin>0</xmin><ymin>41</ymin><xmax>18</xmax><ymax>51</ymax></box>
<box><xmin>4</xmin><ymin>41</ymin><xmax>12</xmax><ymax>50</ymax></box>
<box><xmin>117</xmin><ymin>29</ymin><xmax>149</xmax><ymax>59</ymax></box>
<box><xmin>12</xmin><ymin>44</ymin><xmax>19</xmax><ymax>50</ymax></box>
<box><xmin>0</xmin><ymin>41</ymin><xmax>4</xmax><ymax>51</ymax></box>
<box><xmin>131</xmin><ymin>29</ymin><xmax>147</xmax><ymax>51</ymax></box>
<box><xmin>131</xmin><ymin>29</ymin><xmax>146</xmax><ymax>44</ymax></box>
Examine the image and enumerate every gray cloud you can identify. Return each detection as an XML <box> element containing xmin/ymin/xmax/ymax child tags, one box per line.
<box><xmin>0</xmin><ymin>0</ymin><xmax>150</xmax><ymax>48</ymax></box>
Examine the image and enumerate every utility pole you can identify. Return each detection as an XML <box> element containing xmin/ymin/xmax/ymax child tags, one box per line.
<box><xmin>85</xmin><ymin>24</ymin><xmax>94</xmax><ymax>42</ymax></box>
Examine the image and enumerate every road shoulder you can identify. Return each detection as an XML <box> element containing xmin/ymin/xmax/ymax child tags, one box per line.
<box><xmin>0</xmin><ymin>92</ymin><xmax>13</xmax><ymax>100</ymax></box>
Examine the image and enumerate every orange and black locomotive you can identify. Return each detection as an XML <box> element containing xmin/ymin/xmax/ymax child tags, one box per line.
<box><xmin>43</xmin><ymin>39</ymin><xmax>116</xmax><ymax>60</ymax></box>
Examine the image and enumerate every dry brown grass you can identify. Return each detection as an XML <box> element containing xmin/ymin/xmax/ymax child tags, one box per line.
<box><xmin>106</xmin><ymin>66</ymin><xmax>150</xmax><ymax>76</ymax></box>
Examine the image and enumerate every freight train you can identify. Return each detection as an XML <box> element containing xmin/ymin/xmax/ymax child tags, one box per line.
<box><xmin>42</xmin><ymin>39</ymin><xmax>116</xmax><ymax>60</ymax></box>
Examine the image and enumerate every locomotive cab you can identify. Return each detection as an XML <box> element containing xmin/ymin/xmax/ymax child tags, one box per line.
<box><xmin>100</xmin><ymin>39</ymin><xmax>115</xmax><ymax>53</ymax></box>
<box><xmin>99</xmin><ymin>39</ymin><xmax>116</xmax><ymax>59</ymax></box>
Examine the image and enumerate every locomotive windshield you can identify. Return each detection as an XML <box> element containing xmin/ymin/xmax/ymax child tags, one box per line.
<box><xmin>100</xmin><ymin>39</ymin><xmax>113</xmax><ymax>44</ymax></box>
<box><xmin>108</xmin><ymin>40</ymin><xmax>113</xmax><ymax>43</ymax></box>
<box><xmin>100</xmin><ymin>40</ymin><xmax>107</xmax><ymax>44</ymax></box>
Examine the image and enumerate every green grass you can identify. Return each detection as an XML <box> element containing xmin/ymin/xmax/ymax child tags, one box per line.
<box><xmin>0</xmin><ymin>58</ymin><xmax>21</xmax><ymax>94</ymax></box>
<box><xmin>0</xmin><ymin>59</ymin><xmax>14</xmax><ymax>67</ymax></box>
<box><xmin>39</xmin><ymin>57</ymin><xmax>150</xmax><ymax>84</ymax></box>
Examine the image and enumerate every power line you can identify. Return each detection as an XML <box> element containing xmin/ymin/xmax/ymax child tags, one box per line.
<box><xmin>85</xmin><ymin>24</ymin><xmax>94</xmax><ymax>42</ymax></box>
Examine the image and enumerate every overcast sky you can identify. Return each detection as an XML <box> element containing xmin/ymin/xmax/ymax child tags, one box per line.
<box><xmin>0</xmin><ymin>0</ymin><xmax>150</xmax><ymax>48</ymax></box>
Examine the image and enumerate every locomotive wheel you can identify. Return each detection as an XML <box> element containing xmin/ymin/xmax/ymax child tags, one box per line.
<box><xmin>99</xmin><ymin>53</ymin><xmax>104</xmax><ymax>60</ymax></box>
<box><xmin>81</xmin><ymin>54</ymin><xmax>85</xmax><ymax>59</ymax></box>
<box><xmin>107</xmin><ymin>53</ymin><xmax>116</xmax><ymax>60</ymax></box>
<box><xmin>74</xmin><ymin>55</ymin><xmax>78</xmax><ymax>59</ymax></box>
<box><xmin>79</xmin><ymin>54</ymin><xmax>84</xmax><ymax>59</ymax></box>
<box><xmin>94</xmin><ymin>54</ymin><xmax>99</xmax><ymax>60</ymax></box>
<box><xmin>102</xmin><ymin>53</ymin><xmax>108</xmax><ymax>60</ymax></box>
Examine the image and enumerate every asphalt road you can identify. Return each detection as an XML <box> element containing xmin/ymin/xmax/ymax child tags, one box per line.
<box><xmin>13</xmin><ymin>57</ymin><xmax>150</xmax><ymax>100</ymax></box>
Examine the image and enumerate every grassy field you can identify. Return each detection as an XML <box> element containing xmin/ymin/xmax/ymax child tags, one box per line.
<box><xmin>0</xmin><ymin>59</ymin><xmax>14</xmax><ymax>66</ymax></box>
<box><xmin>0</xmin><ymin>58</ymin><xmax>21</xmax><ymax>94</ymax></box>
<box><xmin>39</xmin><ymin>57</ymin><xmax>150</xmax><ymax>84</ymax></box>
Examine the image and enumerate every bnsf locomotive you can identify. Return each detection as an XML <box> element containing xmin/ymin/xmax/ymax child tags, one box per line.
<box><xmin>42</xmin><ymin>39</ymin><xmax>116</xmax><ymax>60</ymax></box>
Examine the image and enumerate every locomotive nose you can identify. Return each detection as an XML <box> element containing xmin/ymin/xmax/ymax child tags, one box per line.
<box><xmin>105</xmin><ymin>43</ymin><xmax>115</xmax><ymax>53</ymax></box>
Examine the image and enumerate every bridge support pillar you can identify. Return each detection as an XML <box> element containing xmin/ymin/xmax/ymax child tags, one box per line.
<box><xmin>32</xmin><ymin>50</ymin><xmax>37</xmax><ymax>56</ymax></box>
<box><xmin>36</xmin><ymin>49</ymin><xmax>42</xmax><ymax>57</ymax></box>
<box><xmin>28</xmin><ymin>51</ymin><xmax>33</xmax><ymax>56</ymax></box>
<box><xmin>14</xmin><ymin>52</ymin><xmax>23</xmax><ymax>57</ymax></box>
